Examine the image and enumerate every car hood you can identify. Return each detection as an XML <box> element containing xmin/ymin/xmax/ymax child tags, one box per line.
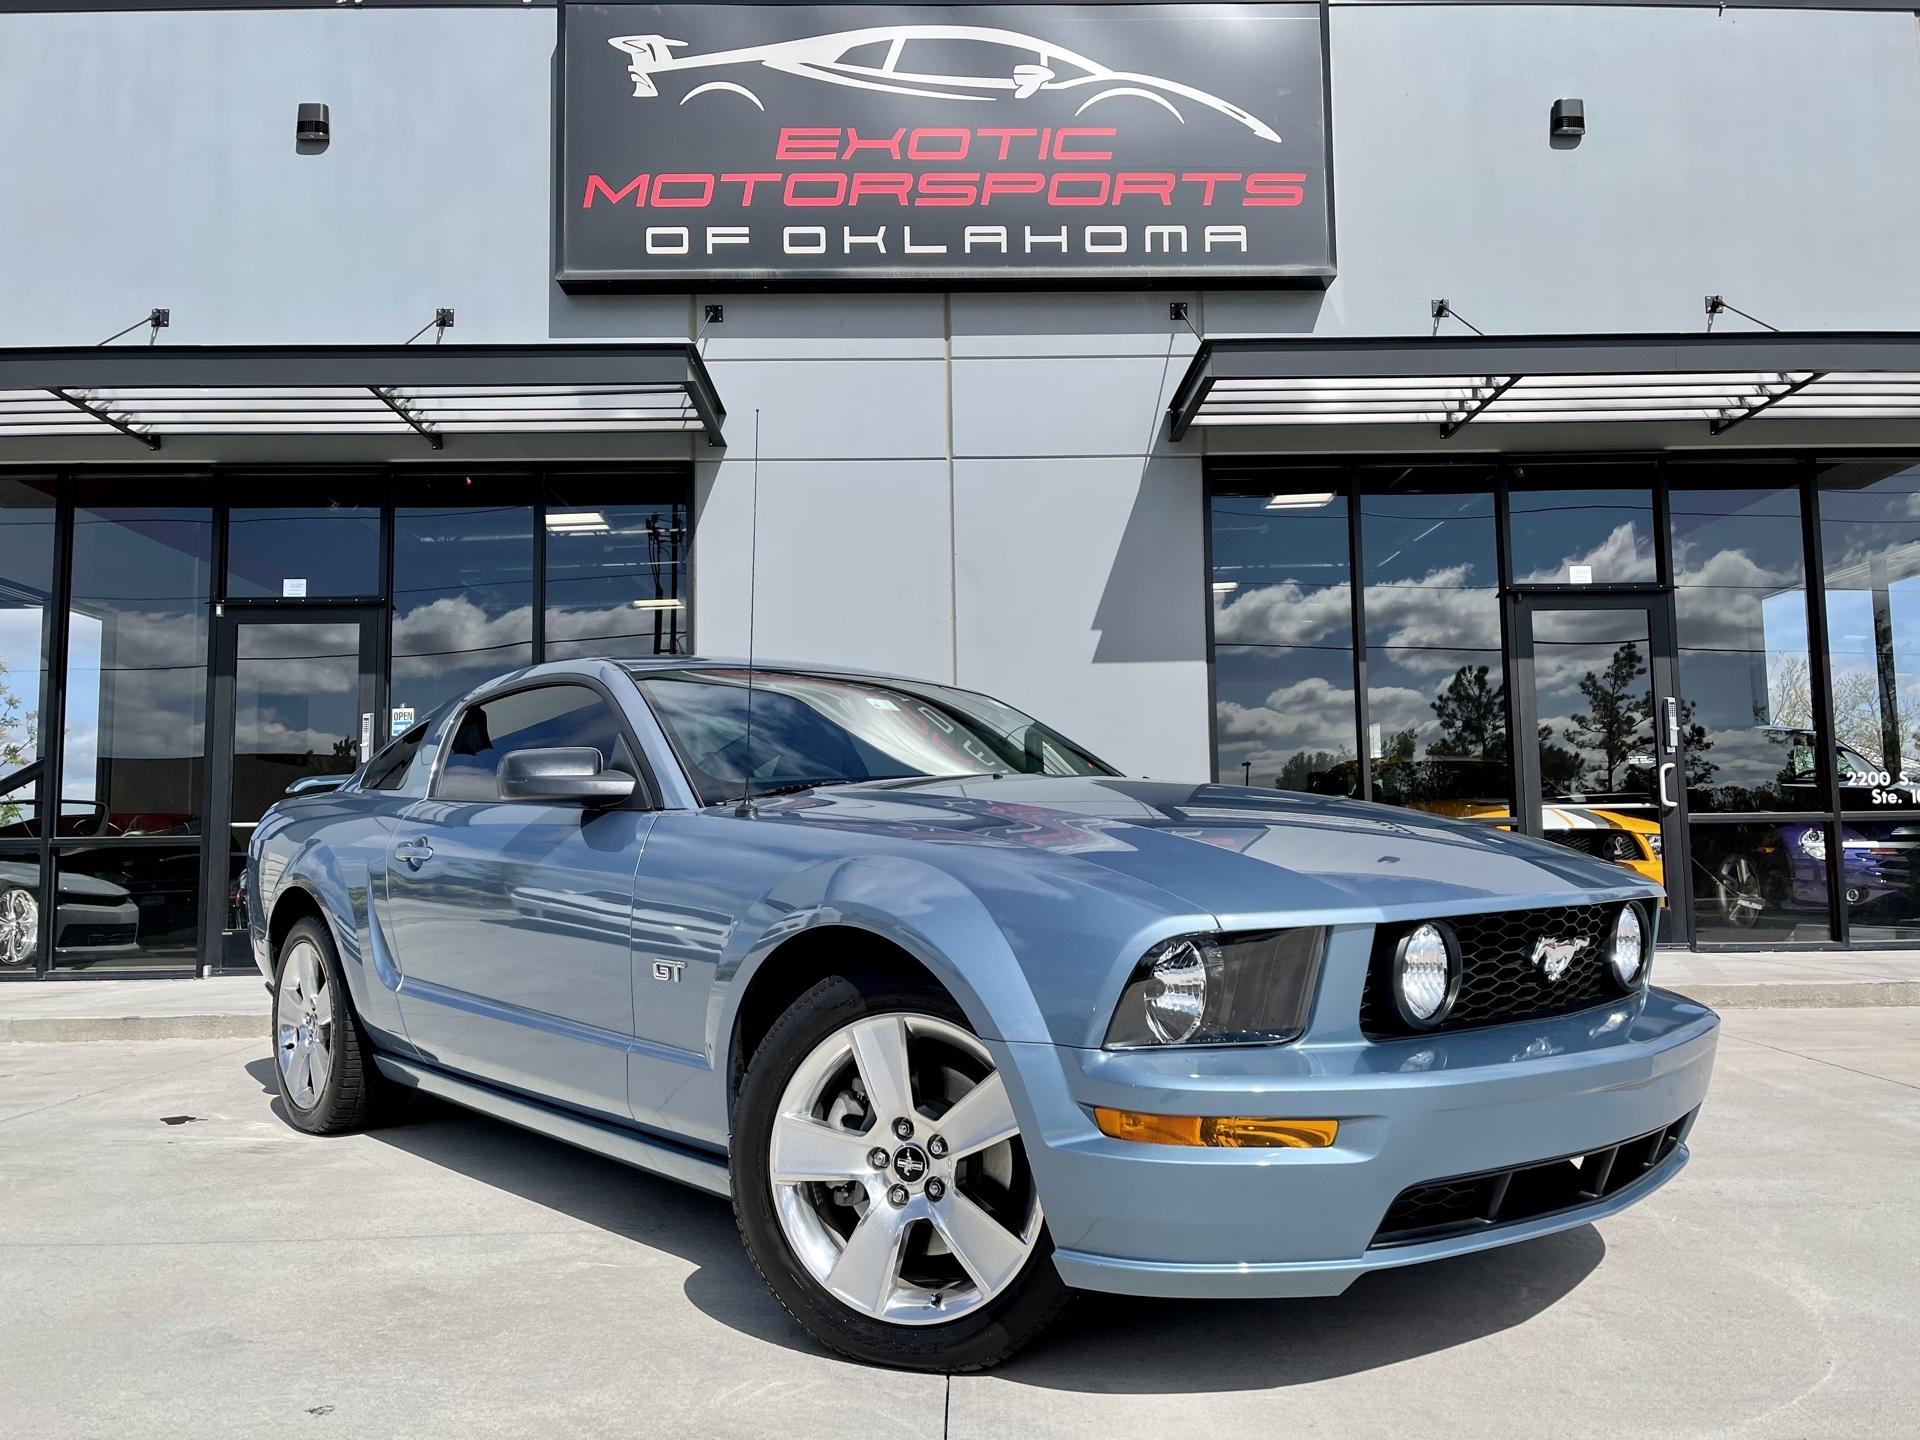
<box><xmin>754</xmin><ymin>776</ymin><xmax>1660</xmax><ymax>926</ymax></box>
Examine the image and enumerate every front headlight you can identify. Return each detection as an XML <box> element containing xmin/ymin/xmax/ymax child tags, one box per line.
<box><xmin>1104</xmin><ymin>929</ymin><xmax>1323</xmax><ymax>1048</ymax></box>
<box><xmin>1645</xmin><ymin>833</ymin><xmax>1663</xmax><ymax>858</ymax></box>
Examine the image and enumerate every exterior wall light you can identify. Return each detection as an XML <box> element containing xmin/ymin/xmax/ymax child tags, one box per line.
<box><xmin>1551</xmin><ymin>98</ymin><xmax>1585</xmax><ymax>139</ymax></box>
<box><xmin>296</xmin><ymin>103</ymin><xmax>331</xmax><ymax>149</ymax></box>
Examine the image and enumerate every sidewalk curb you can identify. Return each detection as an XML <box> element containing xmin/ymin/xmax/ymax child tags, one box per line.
<box><xmin>1664</xmin><ymin>981</ymin><xmax>1920</xmax><ymax>1010</ymax></box>
<box><xmin>0</xmin><ymin>1015</ymin><xmax>263</xmax><ymax>1043</ymax></box>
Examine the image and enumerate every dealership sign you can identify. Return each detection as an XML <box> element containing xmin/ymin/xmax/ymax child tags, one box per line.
<box><xmin>558</xmin><ymin>3</ymin><xmax>1333</xmax><ymax>287</ymax></box>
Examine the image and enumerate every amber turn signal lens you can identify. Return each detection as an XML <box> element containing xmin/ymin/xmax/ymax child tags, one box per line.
<box><xmin>1093</xmin><ymin>1108</ymin><xmax>1338</xmax><ymax>1149</ymax></box>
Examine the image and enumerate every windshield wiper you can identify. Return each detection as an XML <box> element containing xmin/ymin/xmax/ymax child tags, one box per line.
<box><xmin>742</xmin><ymin>778</ymin><xmax>871</xmax><ymax>801</ymax></box>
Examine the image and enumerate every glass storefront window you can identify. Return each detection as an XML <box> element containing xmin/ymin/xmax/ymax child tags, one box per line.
<box><xmin>1210</xmin><ymin>480</ymin><xmax>1358</xmax><ymax>792</ymax></box>
<box><xmin>62</xmin><ymin>494</ymin><xmax>212</xmax><ymax>837</ymax></box>
<box><xmin>227</xmin><ymin>492</ymin><xmax>380</xmax><ymax>599</ymax></box>
<box><xmin>1669</xmin><ymin>478</ymin><xmax>1819</xmax><ymax>812</ymax></box>
<box><xmin>51</xmin><ymin>844</ymin><xmax>200</xmax><ymax>972</ymax></box>
<box><xmin>1833</xmin><ymin>819</ymin><xmax>1920</xmax><ymax>940</ymax></box>
<box><xmin>392</xmin><ymin>480</ymin><xmax>534</xmax><ymax>721</ymax></box>
<box><xmin>0</xmin><ymin>848</ymin><xmax>42</xmax><ymax>973</ymax></box>
<box><xmin>0</xmin><ymin>478</ymin><xmax>55</xmax><ymax>839</ymax></box>
<box><xmin>1688</xmin><ymin>821</ymin><xmax>1834</xmax><ymax>944</ymax></box>
<box><xmin>1508</xmin><ymin>469</ymin><xmax>1658</xmax><ymax>585</ymax></box>
<box><xmin>544</xmin><ymin>484</ymin><xmax>689</xmax><ymax>660</ymax></box>
<box><xmin>1817</xmin><ymin>461</ymin><xmax>1920</xmax><ymax>800</ymax></box>
<box><xmin>1359</xmin><ymin>480</ymin><xmax>1510</xmax><ymax>819</ymax></box>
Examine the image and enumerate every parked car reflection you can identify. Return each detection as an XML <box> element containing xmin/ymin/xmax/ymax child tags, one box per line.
<box><xmin>0</xmin><ymin>858</ymin><xmax>141</xmax><ymax>969</ymax></box>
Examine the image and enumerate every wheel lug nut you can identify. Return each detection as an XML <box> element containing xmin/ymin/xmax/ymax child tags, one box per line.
<box><xmin>928</xmin><ymin>1135</ymin><xmax>948</xmax><ymax>1159</ymax></box>
<box><xmin>868</xmin><ymin>1147</ymin><xmax>890</xmax><ymax>1171</ymax></box>
<box><xmin>887</xmin><ymin>1184</ymin><xmax>910</xmax><ymax>1207</ymax></box>
<box><xmin>925</xmin><ymin>1178</ymin><xmax>945</xmax><ymax>1202</ymax></box>
<box><xmin>892</xmin><ymin>1117</ymin><xmax>915</xmax><ymax>1141</ymax></box>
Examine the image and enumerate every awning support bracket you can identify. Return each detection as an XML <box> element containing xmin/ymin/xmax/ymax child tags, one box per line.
<box><xmin>46</xmin><ymin>388</ymin><xmax>159</xmax><ymax>450</ymax></box>
<box><xmin>1439</xmin><ymin>375</ymin><xmax>1520</xmax><ymax>439</ymax></box>
<box><xmin>369</xmin><ymin>386</ymin><xmax>444</xmax><ymax>449</ymax></box>
<box><xmin>1709</xmin><ymin>372</ymin><xmax>1828</xmax><ymax>435</ymax></box>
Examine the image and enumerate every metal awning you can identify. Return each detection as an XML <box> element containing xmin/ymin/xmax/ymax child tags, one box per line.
<box><xmin>1167</xmin><ymin>332</ymin><xmax>1920</xmax><ymax>441</ymax></box>
<box><xmin>0</xmin><ymin>342</ymin><xmax>726</xmax><ymax>450</ymax></box>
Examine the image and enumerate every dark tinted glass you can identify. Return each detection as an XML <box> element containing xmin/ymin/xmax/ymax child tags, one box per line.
<box><xmin>1525</xmin><ymin>610</ymin><xmax>1661</xmax><ymax>881</ymax></box>
<box><xmin>1508</xmin><ymin>469</ymin><xmax>1657</xmax><ymax>584</ymax></box>
<box><xmin>1817</xmin><ymin>461</ymin><xmax>1920</xmax><ymax>803</ymax></box>
<box><xmin>0</xmin><ymin>478</ymin><xmax>55</xmax><ymax>838</ymax></box>
<box><xmin>1688</xmin><ymin>821</ymin><xmax>1834</xmax><ymax>943</ymax></box>
<box><xmin>0</xmin><ymin>848</ymin><xmax>42</xmax><ymax>971</ymax></box>
<box><xmin>437</xmin><ymin>685</ymin><xmax>628</xmax><ymax>801</ymax></box>
<box><xmin>1212</xmin><ymin>645</ymin><xmax>1358</xmax><ymax>794</ymax></box>
<box><xmin>1210</xmin><ymin>482</ymin><xmax>1358</xmax><ymax>792</ymax></box>
<box><xmin>62</xmin><ymin>498</ymin><xmax>212</xmax><ymax>837</ymax></box>
<box><xmin>51</xmin><ymin>844</ymin><xmax>201</xmax><ymax>972</ymax></box>
<box><xmin>1670</xmin><ymin>480</ymin><xmax>1818</xmax><ymax>812</ymax></box>
<box><xmin>230</xmin><ymin>620</ymin><xmax>364</xmax><ymax>825</ymax></box>
<box><xmin>226</xmin><ymin>498</ymin><xmax>380</xmax><ymax>600</ymax></box>
<box><xmin>1836</xmin><ymin>819</ymin><xmax>1920</xmax><ymax>940</ymax></box>
<box><xmin>365</xmin><ymin>723</ymin><xmax>430</xmax><ymax>792</ymax></box>
<box><xmin>545</xmin><ymin>488</ymin><xmax>689</xmax><ymax>660</ymax></box>
<box><xmin>392</xmin><ymin>486</ymin><xmax>534</xmax><ymax>722</ymax></box>
<box><xmin>636</xmin><ymin>669</ymin><xmax>1106</xmax><ymax>806</ymax></box>
<box><xmin>1359</xmin><ymin>483</ymin><xmax>1510</xmax><ymax>819</ymax></box>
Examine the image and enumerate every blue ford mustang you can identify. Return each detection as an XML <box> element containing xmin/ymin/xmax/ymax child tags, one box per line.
<box><xmin>249</xmin><ymin>657</ymin><xmax>1718</xmax><ymax>1370</ymax></box>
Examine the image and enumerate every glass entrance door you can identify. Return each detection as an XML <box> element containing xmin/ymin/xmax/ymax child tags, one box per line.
<box><xmin>1513</xmin><ymin>596</ymin><xmax>1689</xmax><ymax>941</ymax></box>
<box><xmin>204</xmin><ymin>609</ymin><xmax>381</xmax><ymax>969</ymax></box>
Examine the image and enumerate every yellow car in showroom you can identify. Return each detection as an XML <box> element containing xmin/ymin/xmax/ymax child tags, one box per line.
<box><xmin>1308</xmin><ymin>758</ymin><xmax>1664</xmax><ymax>888</ymax></box>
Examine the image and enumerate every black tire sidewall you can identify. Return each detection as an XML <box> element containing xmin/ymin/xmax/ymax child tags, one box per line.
<box><xmin>731</xmin><ymin>973</ymin><xmax>1070</xmax><ymax>1372</ymax></box>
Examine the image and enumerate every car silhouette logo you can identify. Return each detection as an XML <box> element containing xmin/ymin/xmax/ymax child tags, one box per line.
<box><xmin>1531</xmin><ymin>936</ymin><xmax>1584</xmax><ymax>982</ymax></box>
<box><xmin>606</xmin><ymin>23</ymin><xmax>1284</xmax><ymax>144</ymax></box>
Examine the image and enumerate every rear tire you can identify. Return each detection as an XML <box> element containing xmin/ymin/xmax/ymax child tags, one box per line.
<box><xmin>272</xmin><ymin>917</ymin><xmax>387</xmax><ymax>1135</ymax></box>
<box><xmin>731</xmin><ymin>972</ymin><xmax>1073</xmax><ymax>1372</ymax></box>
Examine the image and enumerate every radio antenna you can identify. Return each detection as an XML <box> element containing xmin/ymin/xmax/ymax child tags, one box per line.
<box><xmin>734</xmin><ymin>408</ymin><xmax>761</xmax><ymax>817</ymax></box>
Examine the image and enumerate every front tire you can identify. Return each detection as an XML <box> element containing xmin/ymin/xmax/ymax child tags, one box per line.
<box><xmin>272</xmin><ymin>917</ymin><xmax>385</xmax><ymax>1135</ymax></box>
<box><xmin>731</xmin><ymin>973</ymin><xmax>1071</xmax><ymax>1371</ymax></box>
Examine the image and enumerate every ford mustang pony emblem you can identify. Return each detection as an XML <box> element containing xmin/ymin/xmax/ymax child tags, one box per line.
<box><xmin>1531</xmin><ymin>935</ymin><xmax>1585</xmax><ymax>982</ymax></box>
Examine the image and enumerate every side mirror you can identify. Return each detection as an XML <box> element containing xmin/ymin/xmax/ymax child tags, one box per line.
<box><xmin>497</xmin><ymin>747</ymin><xmax>636</xmax><ymax>805</ymax></box>
<box><xmin>287</xmin><ymin>774</ymin><xmax>350</xmax><ymax>795</ymax></box>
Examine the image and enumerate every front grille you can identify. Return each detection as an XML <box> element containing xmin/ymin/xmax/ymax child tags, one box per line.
<box><xmin>1545</xmin><ymin>830</ymin><xmax>1639</xmax><ymax>865</ymax></box>
<box><xmin>56</xmin><ymin>922</ymin><xmax>137</xmax><ymax>949</ymax></box>
<box><xmin>1362</xmin><ymin>902</ymin><xmax>1624</xmax><ymax>1038</ymax></box>
<box><xmin>1370</xmin><ymin>1112</ymin><xmax>1693</xmax><ymax>1249</ymax></box>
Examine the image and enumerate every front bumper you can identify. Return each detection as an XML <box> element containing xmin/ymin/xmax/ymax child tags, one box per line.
<box><xmin>997</xmin><ymin>984</ymin><xmax>1717</xmax><ymax>1299</ymax></box>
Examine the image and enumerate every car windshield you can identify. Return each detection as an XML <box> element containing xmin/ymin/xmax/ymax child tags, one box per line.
<box><xmin>632</xmin><ymin>667</ymin><xmax>1113</xmax><ymax>805</ymax></box>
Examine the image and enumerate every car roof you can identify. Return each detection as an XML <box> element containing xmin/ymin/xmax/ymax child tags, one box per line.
<box><xmin>619</xmin><ymin>655</ymin><xmax>907</xmax><ymax>682</ymax></box>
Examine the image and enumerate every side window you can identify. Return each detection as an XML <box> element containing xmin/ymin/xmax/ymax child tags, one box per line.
<box><xmin>434</xmin><ymin>685</ymin><xmax>634</xmax><ymax>802</ymax></box>
<box><xmin>364</xmin><ymin>725</ymin><xmax>428</xmax><ymax>792</ymax></box>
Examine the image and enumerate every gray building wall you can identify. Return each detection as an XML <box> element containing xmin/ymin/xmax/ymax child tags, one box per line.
<box><xmin>4</xmin><ymin>3</ymin><xmax>1919</xmax><ymax>779</ymax></box>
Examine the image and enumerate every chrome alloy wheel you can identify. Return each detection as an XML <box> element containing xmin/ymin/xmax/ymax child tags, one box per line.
<box><xmin>0</xmin><ymin>887</ymin><xmax>37</xmax><ymax>966</ymax></box>
<box><xmin>1715</xmin><ymin>854</ymin><xmax>1765</xmax><ymax>928</ymax></box>
<box><xmin>276</xmin><ymin>939</ymin><xmax>334</xmax><ymax>1109</ymax></box>
<box><xmin>769</xmin><ymin>1013</ymin><xmax>1042</xmax><ymax>1327</ymax></box>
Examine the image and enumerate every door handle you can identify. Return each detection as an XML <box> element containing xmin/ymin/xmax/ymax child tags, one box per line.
<box><xmin>394</xmin><ymin>837</ymin><xmax>434</xmax><ymax>869</ymax></box>
<box><xmin>1658</xmin><ymin>761</ymin><xmax>1677</xmax><ymax>810</ymax></box>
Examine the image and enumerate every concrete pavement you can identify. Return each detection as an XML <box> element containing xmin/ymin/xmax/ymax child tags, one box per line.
<box><xmin>1</xmin><ymin>1009</ymin><xmax>1914</xmax><ymax>1437</ymax></box>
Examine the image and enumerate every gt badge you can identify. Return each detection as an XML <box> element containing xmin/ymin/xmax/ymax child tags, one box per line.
<box><xmin>651</xmin><ymin>960</ymin><xmax>686</xmax><ymax>983</ymax></box>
